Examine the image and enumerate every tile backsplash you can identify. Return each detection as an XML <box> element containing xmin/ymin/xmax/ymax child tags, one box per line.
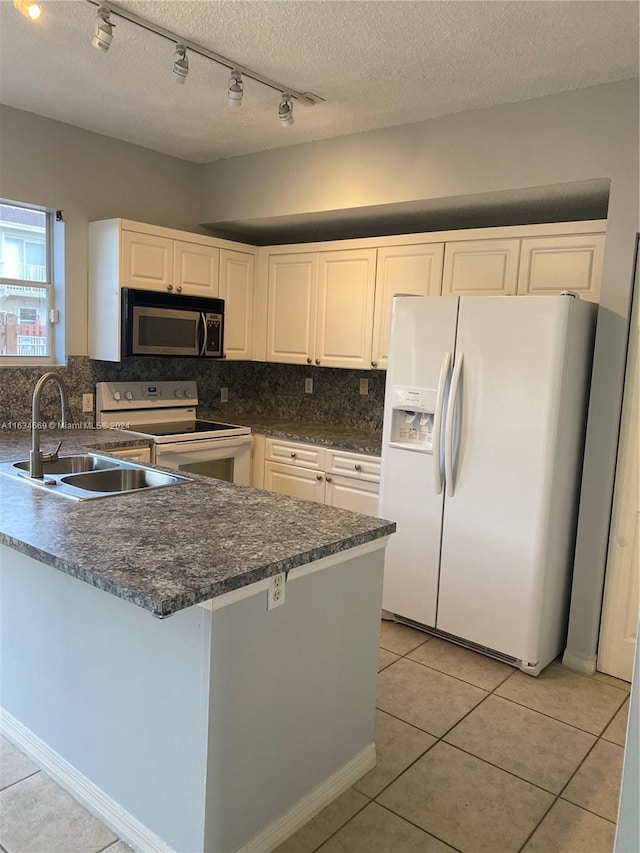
<box><xmin>0</xmin><ymin>357</ymin><xmax>385</xmax><ymax>432</ymax></box>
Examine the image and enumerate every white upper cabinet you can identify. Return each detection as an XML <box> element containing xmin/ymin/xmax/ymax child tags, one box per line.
<box><xmin>372</xmin><ymin>244</ymin><xmax>445</xmax><ymax>369</ymax></box>
<box><xmin>442</xmin><ymin>238</ymin><xmax>521</xmax><ymax>296</ymax></box>
<box><xmin>315</xmin><ymin>249</ymin><xmax>377</xmax><ymax>369</ymax></box>
<box><xmin>517</xmin><ymin>234</ymin><xmax>605</xmax><ymax>303</ymax></box>
<box><xmin>265</xmin><ymin>249</ymin><xmax>376</xmax><ymax>368</ymax></box>
<box><xmin>266</xmin><ymin>253</ymin><xmax>318</xmax><ymax>365</ymax></box>
<box><xmin>173</xmin><ymin>240</ymin><xmax>219</xmax><ymax>296</ymax></box>
<box><xmin>89</xmin><ymin>219</ymin><xmax>257</xmax><ymax>361</ymax></box>
<box><xmin>219</xmin><ymin>249</ymin><xmax>255</xmax><ymax>360</ymax></box>
<box><xmin>121</xmin><ymin>230</ymin><xmax>174</xmax><ymax>291</ymax></box>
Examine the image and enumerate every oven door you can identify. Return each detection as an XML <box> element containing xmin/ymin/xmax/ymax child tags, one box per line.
<box><xmin>154</xmin><ymin>436</ymin><xmax>252</xmax><ymax>486</ymax></box>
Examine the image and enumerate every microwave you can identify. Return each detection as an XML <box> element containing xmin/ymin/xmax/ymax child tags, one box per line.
<box><xmin>122</xmin><ymin>288</ymin><xmax>224</xmax><ymax>357</ymax></box>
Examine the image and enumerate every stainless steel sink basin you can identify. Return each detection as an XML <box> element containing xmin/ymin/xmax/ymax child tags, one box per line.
<box><xmin>0</xmin><ymin>453</ymin><xmax>191</xmax><ymax>500</ymax></box>
<box><xmin>61</xmin><ymin>467</ymin><xmax>183</xmax><ymax>493</ymax></box>
<box><xmin>13</xmin><ymin>455</ymin><xmax>119</xmax><ymax>475</ymax></box>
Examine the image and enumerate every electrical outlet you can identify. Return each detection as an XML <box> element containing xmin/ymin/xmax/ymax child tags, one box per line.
<box><xmin>220</xmin><ymin>387</ymin><xmax>228</xmax><ymax>403</ymax></box>
<box><xmin>82</xmin><ymin>393</ymin><xmax>94</xmax><ymax>413</ymax></box>
<box><xmin>267</xmin><ymin>573</ymin><xmax>286</xmax><ymax>610</ymax></box>
<box><xmin>304</xmin><ymin>378</ymin><xmax>313</xmax><ymax>394</ymax></box>
<box><xmin>359</xmin><ymin>378</ymin><xmax>369</xmax><ymax>396</ymax></box>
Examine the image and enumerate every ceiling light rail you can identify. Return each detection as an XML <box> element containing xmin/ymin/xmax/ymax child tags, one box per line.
<box><xmin>85</xmin><ymin>0</ymin><xmax>323</xmax><ymax>107</ymax></box>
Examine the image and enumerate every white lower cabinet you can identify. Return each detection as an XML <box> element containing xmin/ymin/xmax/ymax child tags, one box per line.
<box><xmin>106</xmin><ymin>445</ymin><xmax>152</xmax><ymax>463</ymax></box>
<box><xmin>264</xmin><ymin>438</ymin><xmax>380</xmax><ymax>515</ymax></box>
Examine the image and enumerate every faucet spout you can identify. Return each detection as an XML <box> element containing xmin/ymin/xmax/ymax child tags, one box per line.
<box><xmin>29</xmin><ymin>372</ymin><xmax>73</xmax><ymax>479</ymax></box>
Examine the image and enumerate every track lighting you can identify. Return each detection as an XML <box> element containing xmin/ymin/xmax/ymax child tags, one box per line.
<box><xmin>92</xmin><ymin>6</ymin><xmax>114</xmax><ymax>52</ymax></box>
<box><xmin>172</xmin><ymin>44</ymin><xmax>189</xmax><ymax>84</ymax></box>
<box><xmin>84</xmin><ymin>0</ymin><xmax>322</xmax><ymax>121</ymax></box>
<box><xmin>227</xmin><ymin>71</ymin><xmax>243</xmax><ymax>107</ymax></box>
<box><xmin>278</xmin><ymin>94</ymin><xmax>294</xmax><ymax>127</ymax></box>
<box><xmin>13</xmin><ymin>0</ymin><xmax>42</xmax><ymax>20</ymax></box>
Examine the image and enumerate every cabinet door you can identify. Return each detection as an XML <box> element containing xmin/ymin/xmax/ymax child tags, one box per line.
<box><xmin>264</xmin><ymin>461</ymin><xmax>325</xmax><ymax>503</ymax></box>
<box><xmin>442</xmin><ymin>239</ymin><xmax>520</xmax><ymax>296</ymax></box>
<box><xmin>325</xmin><ymin>474</ymin><xmax>379</xmax><ymax>516</ymax></box>
<box><xmin>173</xmin><ymin>240</ymin><xmax>219</xmax><ymax>297</ymax></box>
<box><xmin>266</xmin><ymin>253</ymin><xmax>318</xmax><ymax>365</ymax></box>
<box><xmin>219</xmin><ymin>249</ymin><xmax>254</xmax><ymax>360</ymax></box>
<box><xmin>108</xmin><ymin>446</ymin><xmax>152</xmax><ymax>463</ymax></box>
<box><xmin>517</xmin><ymin>234</ymin><xmax>605</xmax><ymax>303</ymax></box>
<box><xmin>372</xmin><ymin>244</ymin><xmax>445</xmax><ymax>369</ymax></box>
<box><xmin>121</xmin><ymin>230</ymin><xmax>173</xmax><ymax>291</ymax></box>
<box><xmin>315</xmin><ymin>249</ymin><xmax>377</xmax><ymax>369</ymax></box>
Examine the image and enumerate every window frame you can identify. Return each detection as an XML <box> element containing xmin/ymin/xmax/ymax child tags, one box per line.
<box><xmin>0</xmin><ymin>200</ymin><xmax>57</xmax><ymax>366</ymax></box>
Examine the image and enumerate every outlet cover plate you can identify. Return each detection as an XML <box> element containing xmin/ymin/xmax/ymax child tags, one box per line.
<box><xmin>359</xmin><ymin>379</ymin><xmax>369</xmax><ymax>396</ymax></box>
<box><xmin>304</xmin><ymin>378</ymin><xmax>313</xmax><ymax>394</ymax></box>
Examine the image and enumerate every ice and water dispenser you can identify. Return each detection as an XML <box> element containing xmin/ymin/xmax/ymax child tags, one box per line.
<box><xmin>387</xmin><ymin>386</ymin><xmax>436</xmax><ymax>453</ymax></box>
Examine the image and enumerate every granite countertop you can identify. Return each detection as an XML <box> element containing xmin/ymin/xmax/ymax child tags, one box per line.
<box><xmin>0</xmin><ymin>429</ymin><xmax>394</xmax><ymax>618</ymax></box>
<box><xmin>199</xmin><ymin>412</ymin><xmax>382</xmax><ymax>456</ymax></box>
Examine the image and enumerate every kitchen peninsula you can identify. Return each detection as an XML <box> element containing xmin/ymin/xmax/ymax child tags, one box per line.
<box><xmin>0</xmin><ymin>427</ymin><xmax>394</xmax><ymax>853</ymax></box>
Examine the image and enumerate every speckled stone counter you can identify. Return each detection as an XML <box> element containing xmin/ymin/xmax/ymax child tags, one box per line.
<box><xmin>0</xmin><ymin>428</ymin><xmax>394</xmax><ymax>617</ymax></box>
<box><xmin>199</xmin><ymin>412</ymin><xmax>383</xmax><ymax>455</ymax></box>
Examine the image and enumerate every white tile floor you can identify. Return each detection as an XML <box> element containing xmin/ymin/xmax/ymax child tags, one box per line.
<box><xmin>0</xmin><ymin>621</ymin><xmax>630</xmax><ymax>853</ymax></box>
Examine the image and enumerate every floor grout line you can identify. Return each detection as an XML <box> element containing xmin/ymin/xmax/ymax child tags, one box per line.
<box><xmin>0</xmin><ymin>768</ymin><xmax>41</xmax><ymax>794</ymax></box>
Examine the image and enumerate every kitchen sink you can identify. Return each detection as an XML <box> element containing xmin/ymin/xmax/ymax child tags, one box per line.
<box><xmin>0</xmin><ymin>453</ymin><xmax>191</xmax><ymax>500</ymax></box>
<box><xmin>12</xmin><ymin>455</ymin><xmax>119</xmax><ymax>475</ymax></box>
<box><xmin>61</xmin><ymin>467</ymin><xmax>183</xmax><ymax>493</ymax></box>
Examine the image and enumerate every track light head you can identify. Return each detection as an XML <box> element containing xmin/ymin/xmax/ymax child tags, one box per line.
<box><xmin>278</xmin><ymin>94</ymin><xmax>294</xmax><ymax>127</ymax></box>
<box><xmin>92</xmin><ymin>6</ymin><xmax>114</xmax><ymax>52</ymax></box>
<box><xmin>228</xmin><ymin>71</ymin><xmax>244</xmax><ymax>107</ymax></box>
<box><xmin>13</xmin><ymin>0</ymin><xmax>41</xmax><ymax>20</ymax></box>
<box><xmin>173</xmin><ymin>44</ymin><xmax>189</xmax><ymax>83</ymax></box>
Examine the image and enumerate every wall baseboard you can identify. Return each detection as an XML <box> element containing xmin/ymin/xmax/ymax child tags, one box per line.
<box><xmin>562</xmin><ymin>649</ymin><xmax>597</xmax><ymax>675</ymax></box>
<box><xmin>237</xmin><ymin>743</ymin><xmax>376</xmax><ymax>853</ymax></box>
<box><xmin>0</xmin><ymin>708</ymin><xmax>174</xmax><ymax>853</ymax></box>
<box><xmin>2</xmin><ymin>707</ymin><xmax>375</xmax><ymax>853</ymax></box>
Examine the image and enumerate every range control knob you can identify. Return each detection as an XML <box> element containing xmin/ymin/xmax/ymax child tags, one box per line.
<box><xmin>113</xmin><ymin>391</ymin><xmax>121</xmax><ymax>401</ymax></box>
<box><xmin>174</xmin><ymin>390</ymin><xmax>183</xmax><ymax>398</ymax></box>
<box><xmin>184</xmin><ymin>389</ymin><xmax>193</xmax><ymax>398</ymax></box>
<box><xmin>125</xmin><ymin>391</ymin><xmax>133</xmax><ymax>401</ymax></box>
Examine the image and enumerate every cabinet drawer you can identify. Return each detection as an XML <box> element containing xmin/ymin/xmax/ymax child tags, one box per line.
<box><xmin>265</xmin><ymin>439</ymin><xmax>326</xmax><ymax>470</ymax></box>
<box><xmin>325</xmin><ymin>449</ymin><xmax>381</xmax><ymax>482</ymax></box>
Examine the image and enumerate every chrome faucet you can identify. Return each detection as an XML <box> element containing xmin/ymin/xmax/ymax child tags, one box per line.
<box><xmin>29</xmin><ymin>372</ymin><xmax>73</xmax><ymax>479</ymax></box>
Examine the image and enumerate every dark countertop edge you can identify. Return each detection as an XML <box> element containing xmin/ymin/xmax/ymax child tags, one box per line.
<box><xmin>0</xmin><ymin>523</ymin><xmax>396</xmax><ymax>619</ymax></box>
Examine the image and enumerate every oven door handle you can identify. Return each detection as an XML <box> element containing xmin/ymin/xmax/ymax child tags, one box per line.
<box><xmin>199</xmin><ymin>312</ymin><xmax>207</xmax><ymax>356</ymax></box>
<box><xmin>156</xmin><ymin>435</ymin><xmax>253</xmax><ymax>454</ymax></box>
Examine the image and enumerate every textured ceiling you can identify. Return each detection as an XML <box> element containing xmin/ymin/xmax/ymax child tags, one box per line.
<box><xmin>0</xmin><ymin>0</ymin><xmax>638</xmax><ymax>164</ymax></box>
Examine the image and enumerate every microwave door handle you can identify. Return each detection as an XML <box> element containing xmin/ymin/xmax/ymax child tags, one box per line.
<box><xmin>199</xmin><ymin>312</ymin><xmax>207</xmax><ymax>356</ymax></box>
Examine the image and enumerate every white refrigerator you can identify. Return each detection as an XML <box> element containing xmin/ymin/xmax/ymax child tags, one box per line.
<box><xmin>379</xmin><ymin>294</ymin><xmax>596</xmax><ymax>675</ymax></box>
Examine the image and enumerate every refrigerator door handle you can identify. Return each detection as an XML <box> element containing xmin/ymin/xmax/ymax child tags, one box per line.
<box><xmin>433</xmin><ymin>351</ymin><xmax>451</xmax><ymax>495</ymax></box>
<box><xmin>445</xmin><ymin>352</ymin><xmax>464</xmax><ymax>497</ymax></box>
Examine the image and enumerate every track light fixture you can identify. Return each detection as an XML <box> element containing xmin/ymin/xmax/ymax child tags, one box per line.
<box><xmin>92</xmin><ymin>6</ymin><xmax>114</xmax><ymax>52</ymax></box>
<box><xmin>278</xmin><ymin>94</ymin><xmax>294</xmax><ymax>127</ymax></box>
<box><xmin>172</xmin><ymin>44</ymin><xmax>189</xmax><ymax>84</ymax></box>
<box><xmin>84</xmin><ymin>0</ymin><xmax>322</xmax><ymax>124</ymax></box>
<box><xmin>227</xmin><ymin>71</ymin><xmax>244</xmax><ymax>107</ymax></box>
<box><xmin>13</xmin><ymin>0</ymin><xmax>42</xmax><ymax>20</ymax></box>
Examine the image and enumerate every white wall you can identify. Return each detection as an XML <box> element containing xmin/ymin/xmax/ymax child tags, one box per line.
<box><xmin>201</xmin><ymin>80</ymin><xmax>640</xmax><ymax>671</ymax></box>
<box><xmin>0</xmin><ymin>105</ymin><xmax>202</xmax><ymax>356</ymax></box>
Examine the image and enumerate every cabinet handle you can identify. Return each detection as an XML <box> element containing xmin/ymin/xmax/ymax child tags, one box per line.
<box><xmin>306</xmin><ymin>357</ymin><xmax>312</xmax><ymax>364</ymax></box>
<box><xmin>315</xmin><ymin>358</ymin><xmax>321</xmax><ymax>365</ymax></box>
<box><xmin>316</xmin><ymin>474</ymin><xmax>323</xmax><ymax>481</ymax></box>
<box><xmin>354</xmin><ymin>464</ymin><xmax>361</xmax><ymax>471</ymax></box>
<box><xmin>325</xmin><ymin>476</ymin><xmax>332</xmax><ymax>483</ymax></box>
<box><xmin>371</xmin><ymin>360</ymin><xmax>377</xmax><ymax>367</ymax></box>
<box><xmin>167</xmin><ymin>284</ymin><xmax>173</xmax><ymax>291</ymax></box>
<box><xmin>222</xmin><ymin>353</ymin><xmax>227</xmax><ymax>359</ymax></box>
<box><xmin>177</xmin><ymin>286</ymin><xmax>183</xmax><ymax>293</ymax></box>
<box><xmin>290</xmin><ymin>451</ymin><xmax>296</xmax><ymax>458</ymax></box>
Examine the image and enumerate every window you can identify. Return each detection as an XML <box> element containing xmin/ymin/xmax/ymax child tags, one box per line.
<box><xmin>0</xmin><ymin>201</ymin><xmax>55</xmax><ymax>362</ymax></box>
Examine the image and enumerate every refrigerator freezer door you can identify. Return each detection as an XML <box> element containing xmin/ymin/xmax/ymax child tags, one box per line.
<box><xmin>380</xmin><ymin>296</ymin><xmax>459</xmax><ymax>626</ymax></box>
<box><xmin>436</xmin><ymin>296</ymin><xmax>573</xmax><ymax>661</ymax></box>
